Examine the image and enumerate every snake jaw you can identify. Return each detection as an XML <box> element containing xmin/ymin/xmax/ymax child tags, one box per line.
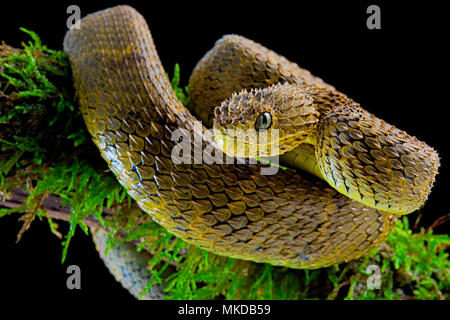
<box><xmin>212</xmin><ymin>129</ymin><xmax>275</xmax><ymax>159</ymax></box>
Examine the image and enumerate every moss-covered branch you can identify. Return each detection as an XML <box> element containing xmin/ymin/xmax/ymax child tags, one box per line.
<box><xmin>0</xmin><ymin>187</ymin><xmax>103</xmax><ymax>230</ymax></box>
<box><xmin>1</xmin><ymin>30</ymin><xmax>449</xmax><ymax>300</ymax></box>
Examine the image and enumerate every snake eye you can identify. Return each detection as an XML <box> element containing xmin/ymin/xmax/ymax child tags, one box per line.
<box><xmin>255</xmin><ymin>112</ymin><xmax>272</xmax><ymax>131</ymax></box>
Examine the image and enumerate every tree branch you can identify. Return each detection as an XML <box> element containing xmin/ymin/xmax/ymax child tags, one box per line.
<box><xmin>0</xmin><ymin>187</ymin><xmax>181</xmax><ymax>267</ymax></box>
<box><xmin>0</xmin><ymin>187</ymin><xmax>109</xmax><ymax>229</ymax></box>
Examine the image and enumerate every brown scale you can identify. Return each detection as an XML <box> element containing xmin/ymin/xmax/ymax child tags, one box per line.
<box><xmin>64</xmin><ymin>5</ymin><xmax>438</xmax><ymax>269</ymax></box>
<box><xmin>315</xmin><ymin>104</ymin><xmax>439</xmax><ymax>214</ymax></box>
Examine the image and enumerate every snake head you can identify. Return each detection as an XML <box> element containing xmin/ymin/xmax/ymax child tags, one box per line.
<box><xmin>213</xmin><ymin>83</ymin><xmax>320</xmax><ymax>158</ymax></box>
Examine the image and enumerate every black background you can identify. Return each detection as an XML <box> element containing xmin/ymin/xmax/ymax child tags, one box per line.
<box><xmin>0</xmin><ymin>0</ymin><xmax>448</xmax><ymax>302</ymax></box>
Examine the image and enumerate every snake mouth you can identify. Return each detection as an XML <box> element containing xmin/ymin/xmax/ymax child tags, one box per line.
<box><xmin>214</xmin><ymin>133</ymin><xmax>260</xmax><ymax>158</ymax></box>
<box><xmin>213</xmin><ymin>123</ymin><xmax>315</xmax><ymax>159</ymax></box>
<box><xmin>213</xmin><ymin>128</ymin><xmax>283</xmax><ymax>159</ymax></box>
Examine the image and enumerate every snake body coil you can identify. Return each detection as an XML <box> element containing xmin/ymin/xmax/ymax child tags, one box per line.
<box><xmin>64</xmin><ymin>6</ymin><xmax>439</xmax><ymax>269</ymax></box>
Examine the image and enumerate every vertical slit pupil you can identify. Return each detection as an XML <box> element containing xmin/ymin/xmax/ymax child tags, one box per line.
<box><xmin>255</xmin><ymin>112</ymin><xmax>271</xmax><ymax>131</ymax></box>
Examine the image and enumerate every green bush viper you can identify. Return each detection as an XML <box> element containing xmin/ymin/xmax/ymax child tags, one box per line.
<box><xmin>63</xmin><ymin>5</ymin><xmax>439</xmax><ymax>297</ymax></box>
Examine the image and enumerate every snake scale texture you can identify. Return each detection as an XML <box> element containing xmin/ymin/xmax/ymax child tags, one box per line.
<box><xmin>91</xmin><ymin>229</ymin><xmax>168</xmax><ymax>299</ymax></box>
<box><xmin>63</xmin><ymin>5</ymin><xmax>439</xmax><ymax>274</ymax></box>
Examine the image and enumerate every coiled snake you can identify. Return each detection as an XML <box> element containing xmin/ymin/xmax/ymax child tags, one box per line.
<box><xmin>63</xmin><ymin>5</ymin><xmax>439</xmax><ymax>290</ymax></box>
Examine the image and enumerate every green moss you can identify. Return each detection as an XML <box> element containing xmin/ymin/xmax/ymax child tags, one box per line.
<box><xmin>0</xmin><ymin>28</ymin><xmax>122</xmax><ymax>256</ymax></box>
<box><xmin>168</xmin><ymin>63</ymin><xmax>190</xmax><ymax>107</ymax></box>
<box><xmin>0</xmin><ymin>30</ymin><xmax>448</xmax><ymax>300</ymax></box>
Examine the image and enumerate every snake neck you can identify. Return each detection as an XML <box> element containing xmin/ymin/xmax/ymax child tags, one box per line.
<box><xmin>279</xmin><ymin>143</ymin><xmax>324</xmax><ymax>180</ymax></box>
